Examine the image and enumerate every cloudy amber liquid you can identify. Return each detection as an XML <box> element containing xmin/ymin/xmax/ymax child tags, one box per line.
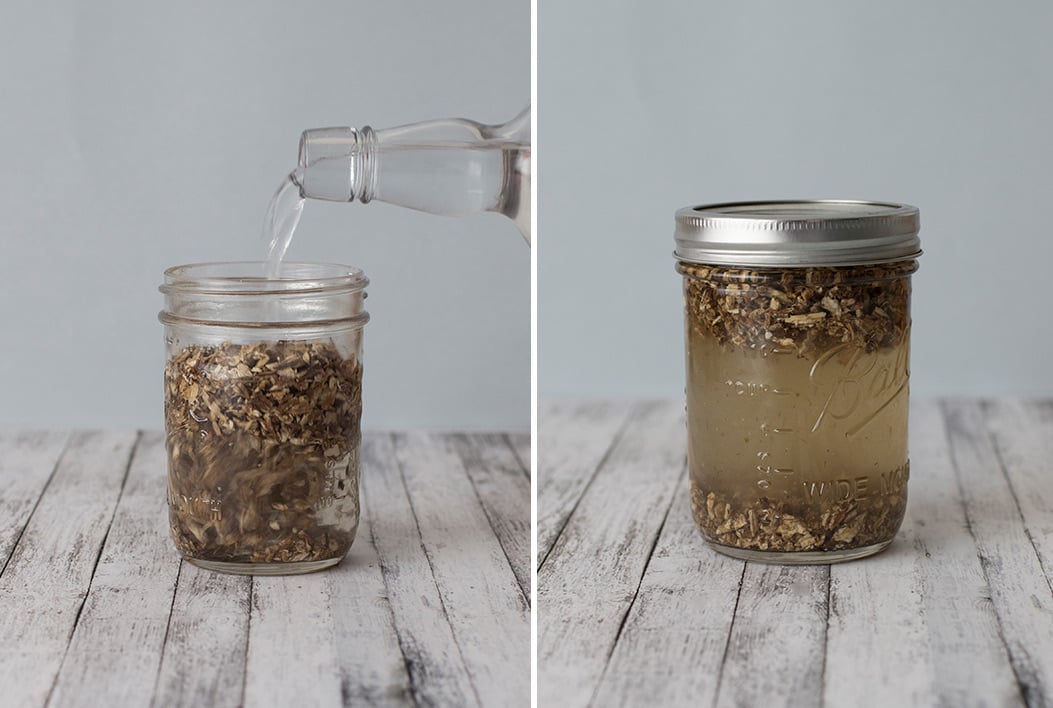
<box><xmin>687</xmin><ymin>329</ymin><xmax>910</xmax><ymax>509</ymax></box>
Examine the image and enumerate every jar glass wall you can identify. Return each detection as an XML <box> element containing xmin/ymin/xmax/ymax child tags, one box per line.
<box><xmin>159</xmin><ymin>262</ymin><xmax>369</xmax><ymax>575</ymax></box>
<box><xmin>673</xmin><ymin>201</ymin><xmax>922</xmax><ymax>564</ymax></box>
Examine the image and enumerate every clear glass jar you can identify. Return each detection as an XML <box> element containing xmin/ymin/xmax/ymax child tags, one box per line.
<box><xmin>159</xmin><ymin>262</ymin><xmax>369</xmax><ymax>575</ymax></box>
<box><xmin>674</xmin><ymin>201</ymin><xmax>922</xmax><ymax>563</ymax></box>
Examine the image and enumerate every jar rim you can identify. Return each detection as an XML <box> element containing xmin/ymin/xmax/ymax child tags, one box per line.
<box><xmin>160</xmin><ymin>261</ymin><xmax>368</xmax><ymax>296</ymax></box>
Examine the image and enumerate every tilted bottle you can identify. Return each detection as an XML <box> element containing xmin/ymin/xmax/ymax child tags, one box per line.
<box><xmin>297</xmin><ymin>106</ymin><xmax>531</xmax><ymax>243</ymax></box>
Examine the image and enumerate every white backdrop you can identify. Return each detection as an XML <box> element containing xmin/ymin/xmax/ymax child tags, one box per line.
<box><xmin>539</xmin><ymin>0</ymin><xmax>1053</xmax><ymax>399</ymax></box>
<box><xmin>0</xmin><ymin>0</ymin><xmax>529</xmax><ymax>429</ymax></box>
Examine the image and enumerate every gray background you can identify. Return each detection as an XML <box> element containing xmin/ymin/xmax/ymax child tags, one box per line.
<box><xmin>540</xmin><ymin>0</ymin><xmax>1053</xmax><ymax>399</ymax></box>
<box><xmin>0</xmin><ymin>0</ymin><xmax>529</xmax><ymax>430</ymax></box>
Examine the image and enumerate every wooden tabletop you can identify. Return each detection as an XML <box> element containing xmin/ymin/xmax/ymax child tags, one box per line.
<box><xmin>538</xmin><ymin>399</ymin><xmax>1053</xmax><ymax>708</ymax></box>
<box><xmin>0</xmin><ymin>430</ymin><xmax>530</xmax><ymax>708</ymax></box>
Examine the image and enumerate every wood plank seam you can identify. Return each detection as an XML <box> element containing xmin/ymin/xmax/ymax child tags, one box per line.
<box><xmin>982</xmin><ymin>401</ymin><xmax>1053</xmax><ymax>598</ymax></box>
<box><xmin>42</xmin><ymin>430</ymin><xmax>140</xmax><ymax>707</ymax></box>
<box><xmin>456</xmin><ymin>434</ymin><xmax>530</xmax><ymax>605</ymax></box>
<box><xmin>941</xmin><ymin>401</ymin><xmax>1043</xmax><ymax>707</ymax></box>
<box><xmin>979</xmin><ymin>401</ymin><xmax>1053</xmax><ymax>708</ymax></box>
<box><xmin>239</xmin><ymin>579</ymin><xmax>255</xmax><ymax>707</ymax></box>
<box><xmin>537</xmin><ymin>407</ymin><xmax>636</xmax><ymax>572</ymax></box>
<box><xmin>365</xmin><ymin>508</ymin><xmax>431</xmax><ymax>708</ymax></box>
<box><xmin>710</xmin><ymin>563</ymin><xmax>748</xmax><ymax>708</ymax></box>
<box><xmin>817</xmin><ymin>566</ymin><xmax>832</xmax><ymax>708</ymax></box>
<box><xmin>587</xmin><ymin>465</ymin><xmax>687</xmax><ymax>707</ymax></box>
<box><xmin>149</xmin><ymin>559</ymin><xmax>185</xmax><ymax>704</ymax></box>
<box><xmin>0</xmin><ymin>432</ymin><xmax>72</xmax><ymax>580</ymax></box>
<box><xmin>505</xmin><ymin>433</ymin><xmax>530</xmax><ymax>479</ymax></box>
<box><xmin>389</xmin><ymin>433</ymin><xmax>484</xmax><ymax>708</ymax></box>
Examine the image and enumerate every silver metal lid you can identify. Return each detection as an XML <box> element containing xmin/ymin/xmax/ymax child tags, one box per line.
<box><xmin>674</xmin><ymin>200</ymin><xmax>921</xmax><ymax>267</ymax></box>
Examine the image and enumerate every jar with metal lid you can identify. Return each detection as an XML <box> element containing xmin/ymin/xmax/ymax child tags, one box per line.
<box><xmin>674</xmin><ymin>201</ymin><xmax>921</xmax><ymax>563</ymax></box>
<box><xmin>159</xmin><ymin>262</ymin><xmax>369</xmax><ymax>575</ymax></box>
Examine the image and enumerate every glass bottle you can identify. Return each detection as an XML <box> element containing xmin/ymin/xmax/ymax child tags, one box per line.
<box><xmin>674</xmin><ymin>201</ymin><xmax>922</xmax><ymax>564</ymax></box>
<box><xmin>296</xmin><ymin>106</ymin><xmax>531</xmax><ymax>242</ymax></box>
<box><xmin>159</xmin><ymin>261</ymin><xmax>369</xmax><ymax>575</ymax></box>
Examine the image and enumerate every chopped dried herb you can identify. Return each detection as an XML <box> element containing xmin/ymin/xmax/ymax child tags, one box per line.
<box><xmin>690</xmin><ymin>482</ymin><xmax>907</xmax><ymax>554</ymax></box>
<box><xmin>164</xmin><ymin>339</ymin><xmax>362</xmax><ymax>565</ymax></box>
<box><xmin>677</xmin><ymin>261</ymin><xmax>915</xmax><ymax>357</ymax></box>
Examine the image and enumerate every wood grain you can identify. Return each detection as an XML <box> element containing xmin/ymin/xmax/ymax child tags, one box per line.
<box><xmin>538</xmin><ymin>401</ymin><xmax>685</xmax><ymax>708</ymax></box>
<box><xmin>243</xmin><ymin>523</ymin><xmax>411</xmax><ymax>708</ymax></box>
<box><xmin>48</xmin><ymin>432</ymin><xmax>182</xmax><ymax>708</ymax></box>
<box><xmin>151</xmin><ymin>564</ymin><xmax>251</xmax><ymax>708</ymax></box>
<box><xmin>0</xmin><ymin>430</ymin><xmax>137</xmax><ymax>708</ymax></box>
<box><xmin>507</xmin><ymin>432</ymin><xmax>531</xmax><ymax>479</ymax></box>
<box><xmin>591</xmin><ymin>476</ymin><xmax>744</xmax><ymax>708</ymax></box>
<box><xmin>716</xmin><ymin>564</ymin><xmax>829</xmax><ymax>708</ymax></box>
<box><xmin>394</xmin><ymin>432</ymin><xmax>530</xmax><ymax>707</ymax></box>
<box><xmin>455</xmin><ymin>433</ymin><xmax>531</xmax><ymax>598</ymax></box>
<box><xmin>945</xmin><ymin>400</ymin><xmax>1053</xmax><ymax>707</ymax></box>
<box><xmin>823</xmin><ymin>400</ymin><xmax>1021</xmax><ymax>707</ymax></box>
<box><xmin>536</xmin><ymin>399</ymin><xmax>633</xmax><ymax>567</ymax></box>
<box><xmin>360</xmin><ymin>433</ymin><xmax>480</xmax><ymax>708</ymax></box>
<box><xmin>0</xmin><ymin>430</ymin><xmax>69</xmax><ymax>573</ymax></box>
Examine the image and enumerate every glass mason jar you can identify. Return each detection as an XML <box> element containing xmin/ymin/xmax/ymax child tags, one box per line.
<box><xmin>159</xmin><ymin>262</ymin><xmax>369</xmax><ymax>575</ymax></box>
<box><xmin>674</xmin><ymin>201</ymin><xmax>922</xmax><ymax>563</ymax></box>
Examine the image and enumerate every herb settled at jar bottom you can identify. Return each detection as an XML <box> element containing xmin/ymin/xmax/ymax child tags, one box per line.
<box><xmin>679</xmin><ymin>260</ymin><xmax>915</xmax><ymax>561</ymax></box>
<box><xmin>164</xmin><ymin>339</ymin><xmax>362</xmax><ymax>573</ymax></box>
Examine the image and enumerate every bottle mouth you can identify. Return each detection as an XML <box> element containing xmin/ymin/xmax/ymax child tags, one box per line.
<box><xmin>297</xmin><ymin>127</ymin><xmax>358</xmax><ymax>202</ymax></box>
<box><xmin>160</xmin><ymin>261</ymin><xmax>369</xmax><ymax>296</ymax></box>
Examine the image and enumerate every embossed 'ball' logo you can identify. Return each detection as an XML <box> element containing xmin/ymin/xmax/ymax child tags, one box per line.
<box><xmin>808</xmin><ymin>327</ymin><xmax>911</xmax><ymax>436</ymax></box>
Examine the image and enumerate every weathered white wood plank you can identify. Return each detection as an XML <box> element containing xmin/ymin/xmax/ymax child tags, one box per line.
<box><xmin>826</xmin><ymin>543</ymin><xmax>932</xmax><ymax>706</ymax></box>
<box><xmin>944</xmin><ymin>399</ymin><xmax>1053</xmax><ymax>707</ymax></box>
<box><xmin>150</xmin><ymin>565</ymin><xmax>251</xmax><ymax>708</ymax></box>
<box><xmin>393</xmin><ymin>432</ymin><xmax>530</xmax><ymax>707</ymax></box>
<box><xmin>48</xmin><ymin>432</ymin><xmax>183</xmax><ymax>708</ymax></box>
<box><xmin>537</xmin><ymin>399</ymin><xmax>633</xmax><ymax>567</ymax></box>
<box><xmin>243</xmin><ymin>512</ymin><xmax>412</xmax><ymax>707</ymax></box>
<box><xmin>0</xmin><ymin>430</ymin><xmax>137</xmax><ymax>708</ymax></box>
<box><xmin>538</xmin><ymin>401</ymin><xmax>685</xmax><ymax>708</ymax></box>
<box><xmin>824</xmin><ymin>400</ymin><xmax>1022</xmax><ymax>707</ymax></box>
<box><xmin>507</xmin><ymin>432</ymin><xmax>531</xmax><ymax>479</ymax></box>
<box><xmin>454</xmin><ymin>433</ymin><xmax>531</xmax><ymax>598</ymax></box>
<box><xmin>984</xmin><ymin>399</ymin><xmax>1053</xmax><ymax>589</ymax></box>
<box><xmin>591</xmin><ymin>473</ymin><xmax>744</xmax><ymax>708</ymax></box>
<box><xmin>0</xmin><ymin>430</ymin><xmax>70</xmax><ymax>571</ymax></box>
<box><xmin>715</xmin><ymin>565</ymin><xmax>829</xmax><ymax>708</ymax></box>
<box><xmin>361</xmin><ymin>434</ymin><xmax>480</xmax><ymax>707</ymax></box>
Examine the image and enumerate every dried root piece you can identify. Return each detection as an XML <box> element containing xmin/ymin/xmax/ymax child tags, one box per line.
<box><xmin>164</xmin><ymin>339</ymin><xmax>362</xmax><ymax>564</ymax></box>
<box><xmin>677</xmin><ymin>261</ymin><xmax>915</xmax><ymax>356</ymax></box>
<box><xmin>690</xmin><ymin>483</ymin><xmax>906</xmax><ymax>553</ymax></box>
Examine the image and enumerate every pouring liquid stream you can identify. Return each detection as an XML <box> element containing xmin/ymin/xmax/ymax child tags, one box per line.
<box><xmin>263</xmin><ymin>168</ymin><xmax>306</xmax><ymax>280</ymax></box>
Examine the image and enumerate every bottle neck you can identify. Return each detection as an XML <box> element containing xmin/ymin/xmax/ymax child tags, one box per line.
<box><xmin>296</xmin><ymin>125</ymin><xmax>377</xmax><ymax>203</ymax></box>
<box><xmin>296</xmin><ymin>107</ymin><xmax>531</xmax><ymax>242</ymax></box>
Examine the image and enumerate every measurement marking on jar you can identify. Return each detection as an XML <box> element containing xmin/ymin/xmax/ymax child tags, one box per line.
<box><xmin>168</xmin><ymin>491</ymin><xmax>223</xmax><ymax>521</ymax></box>
<box><xmin>757</xmin><ymin>465</ymin><xmax>794</xmax><ymax>476</ymax></box>
<box><xmin>724</xmin><ymin>380</ymin><xmax>794</xmax><ymax>397</ymax></box>
<box><xmin>760</xmin><ymin>423</ymin><xmax>794</xmax><ymax>434</ymax></box>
